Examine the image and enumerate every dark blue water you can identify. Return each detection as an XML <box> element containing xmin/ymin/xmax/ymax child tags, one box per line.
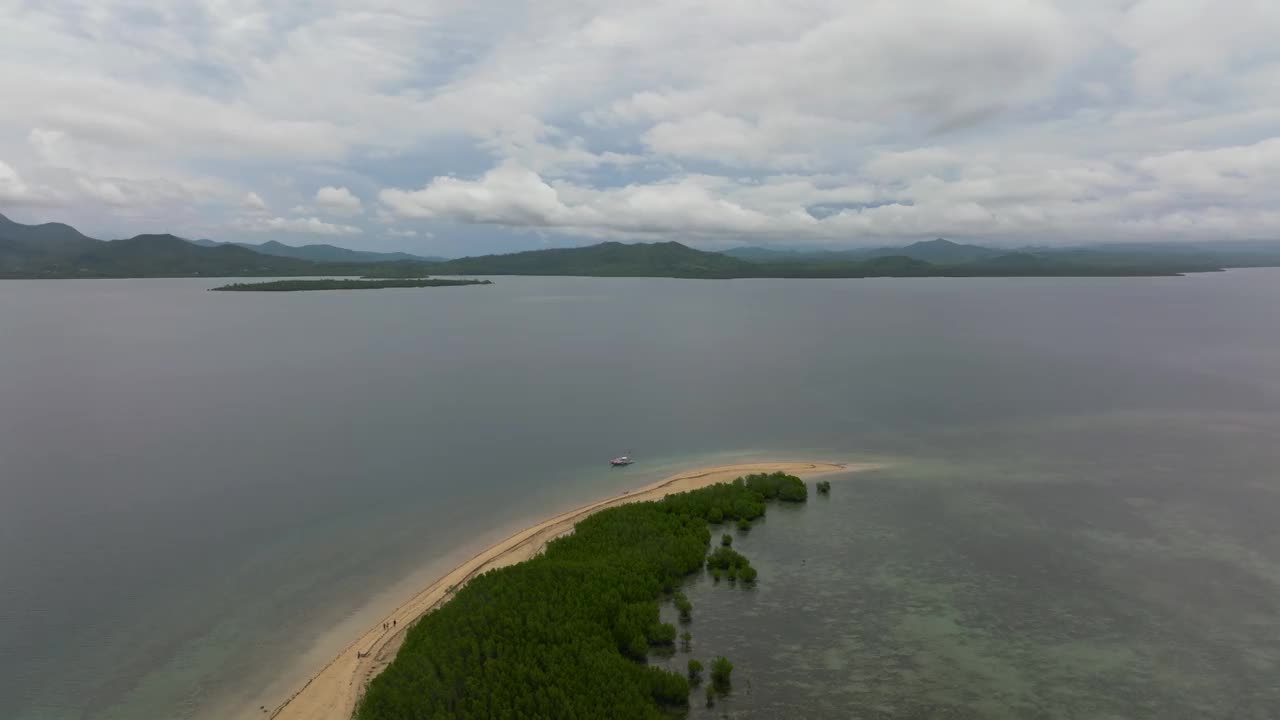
<box><xmin>2</xmin><ymin>271</ymin><xmax>1278</xmax><ymax>719</ymax></box>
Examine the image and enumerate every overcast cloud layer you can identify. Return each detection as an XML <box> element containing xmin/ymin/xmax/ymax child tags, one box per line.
<box><xmin>2</xmin><ymin>1</ymin><xmax>1278</xmax><ymax>254</ymax></box>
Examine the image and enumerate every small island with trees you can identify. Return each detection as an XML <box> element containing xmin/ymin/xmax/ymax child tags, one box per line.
<box><xmin>209</xmin><ymin>278</ymin><xmax>492</xmax><ymax>292</ymax></box>
<box><xmin>354</xmin><ymin>471</ymin><xmax>812</xmax><ymax>719</ymax></box>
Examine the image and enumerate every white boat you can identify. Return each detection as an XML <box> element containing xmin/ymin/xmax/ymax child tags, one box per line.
<box><xmin>610</xmin><ymin>453</ymin><xmax>633</xmax><ymax>467</ymax></box>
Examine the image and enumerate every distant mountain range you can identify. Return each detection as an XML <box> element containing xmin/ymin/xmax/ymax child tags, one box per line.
<box><xmin>421</xmin><ymin>241</ymin><xmax>751</xmax><ymax>278</ymax></box>
<box><xmin>722</xmin><ymin>237</ymin><xmax>1280</xmax><ymax>275</ymax></box>
<box><xmin>190</xmin><ymin>238</ymin><xmax>445</xmax><ymax>264</ymax></box>
<box><xmin>724</xmin><ymin>238</ymin><xmax>1005</xmax><ymax>264</ymax></box>
<box><xmin>402</xmin><ymin>237</ymin><xmax>1280</xmax><ymax>279</ymax></box>
<box><xmin>0</xmin><ymin>213</ymin><xmax>437</xmax><ymax>278</ymax></box>
<box><xmin>5</xmin><ymin>212</ymin><xmax>1280</xmax><ymax>280</ymax></box>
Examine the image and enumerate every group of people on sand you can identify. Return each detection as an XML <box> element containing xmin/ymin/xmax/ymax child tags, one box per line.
<box><xmin>356</xmin><ymin>619</ymin><xmax>399</xmax><ymax>658</ymax></box>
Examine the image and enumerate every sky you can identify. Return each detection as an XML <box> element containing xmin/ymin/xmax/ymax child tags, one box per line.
<box><xmin>1</xmin><ymin>0</ymin><xmax>1278</xmax><ymax>256</ymax></box>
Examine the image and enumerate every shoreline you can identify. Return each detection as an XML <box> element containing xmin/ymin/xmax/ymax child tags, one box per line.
<box><xmin>266</xmin><ymin>460</ymin><xmax>878</xmax><ymax>720</ymax></box>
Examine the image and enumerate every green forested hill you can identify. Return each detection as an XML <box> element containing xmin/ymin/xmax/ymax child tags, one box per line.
<box><xmin>426</xmin><ymin>240</ymin><xmax>754</xmax><ymax>278</ymax></box>
<box><xmin>0</xmin><ymin>214</ymin><xmax>441</xmax><ymax>278</ymax></box>
<box><xmin>192</xmin><ymin>238</ymin><xmax>445</xmax><ymax>263</ymax></box>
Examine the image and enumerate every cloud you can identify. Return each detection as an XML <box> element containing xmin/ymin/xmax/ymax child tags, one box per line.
<box><xmin>381</xmin><ymin>162</ymin><xmax>569</xmax><ymax>226</ymax></box>
<box><xmin>28</xmin><ymin>128</ymin><xmax>77</xmax><ymax>167</ymax></box>
<box><xmin>387</xmin><ymin>228</ymin><xmax>419</xmax><ymax>237</ymax></box>
<box><xmin>640</xmin><ymin>112</ymin><xmax>834</xmax><ymax>169</ymax></box>
<box><xmin>243</xmin><ymin>192</ymin><xmax>268</xmax><ymax>212</ymax></box>
<box><xmin>382</xmin><ymin>162</ymin><xmax>809</xmax><ymax>238</ymax></box>
<box><xmin>238</xmin><ymin>216</ymin><xmax>362</xmax><ymax>235</ymax></box>
<box><xmin>0</xmin><ymin>160</ymin><xmax>35</xmax><ymax>203</ymax></box>
<box><xmin>381</xmin><ymin>138</ymin><xmax>1280</xmax><ymax>243</ymax></box>
<box><xmin>314</xmin><ymin>186</ymin><xmax>363</xmax><ymax>216</ymax></box>
<box><xmin>0</xmin><ymin>159</ymin><xmax>61</xmax><ymax>206</ymax></box>
<box><xmin>3</xmin><ymin>1</ymin><xmax>1279</xmax><ymax>247</ymax></box>
<box><xmin>1137</xmin><ymin>138</ymin><xmax>1280</xmax><ymax>197</ymax></box>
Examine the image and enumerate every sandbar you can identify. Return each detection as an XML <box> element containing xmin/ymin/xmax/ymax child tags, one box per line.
<box><xmin>268</xmin><ymin>460</ymin><xmax>879</xmax><ymax>720</ymax></box>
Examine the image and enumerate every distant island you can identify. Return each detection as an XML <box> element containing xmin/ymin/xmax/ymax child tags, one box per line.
<box><xmin>209</xmin><ymin>278</ymin><xmax>491</xmax><ymax>292</ymax></box>
<box><xmin>5</xmin><ymin>211</ymin><xmax>1280</xmax><ymax>280</ymax></box>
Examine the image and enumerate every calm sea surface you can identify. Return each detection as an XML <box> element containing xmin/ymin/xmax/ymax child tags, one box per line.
<box><xmin>2</xmin><ymin>272</ymin><xmax>1278</xmax><ymax>719</ymax></box>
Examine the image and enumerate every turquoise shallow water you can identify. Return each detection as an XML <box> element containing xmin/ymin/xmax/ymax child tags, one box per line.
<box><xmin>1</xmin><ymin>270</ymin><xmax>1278</xmax><ymax>719</ymax></box>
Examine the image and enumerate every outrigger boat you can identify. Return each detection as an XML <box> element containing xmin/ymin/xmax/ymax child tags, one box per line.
<box><xmin>610</xmin><ymin>452</ymin><xmax>634</xmax><ymax>467</ymax></box>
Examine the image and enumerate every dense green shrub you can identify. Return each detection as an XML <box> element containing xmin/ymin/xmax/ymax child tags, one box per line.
<box><xmin>711</xmin><ymin>656</ymin><xmax>734</xmax><ymax>693</ymax></box>
<box><xmin>743</xmin><ymin>471</ymin><xmax>808</xmax><ymax>501</ymax></box>
<box><xmin>687</xmin><ymin>659</ymin><xmax>703</xmax><ymax>685</ymax></box>
<box><xmin>673</xmin><ymin>592</ymin><xmax>693</xmax><ymax>623</ymax></box>
<box><xmin>355</xmin><ymin>475</ymin><xmax>805</xmax><ymax>720</ymax></box>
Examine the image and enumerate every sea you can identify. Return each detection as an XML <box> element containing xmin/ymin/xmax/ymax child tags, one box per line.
<box><xmin>2</xmin><ymin>270</ymin><xmax>1278</xmax><ymax>719</ymax></box>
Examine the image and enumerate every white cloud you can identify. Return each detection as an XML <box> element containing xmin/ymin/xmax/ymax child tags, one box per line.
<box><xmin>382</xmin><ymin>161</ymin><xmax>806</xmax><ymax>237</ymax></box>
<box><xmin>0</xmin><ymin>159</ymin><xmax>61</xmax><ymax>206</ymax></box>
<box><xmin>3</xmin><ymin>1</ymin><xmax>1280</xmax><ymax>246</ymax></box>
<box><xmin>28</xmin><ymin>128</ymin><xmax>76</xmax><ymax>167</ymax></box>
<box><xmin>1137</xmin><ymin>137</ymin><xmax>1280</xmax><ymax>196</ymax></box>
<box><xmin>381</xmin><ymin>137</ymin><xmax>1280</xmax><ymax>243</ymax></box>
<box><xmin>0</xmin><ymin>160</ymin><xmax>35</xmax><ymax>203</ymax></box>
<box><xmin>387</xmin><ymin>228</ymin><xmax>419</xmax><ymax>237</ymax></box>
<box><xmin>314</xmin><ymin>186</ymin><xmax>363</xmax><ymax>216</ymax></box>
<box><xmin>243</xmin><ymin>192</ymin><xmax>268</xmax><ymax>212</ymax></box>
<box><xmin>238</xmin><ymin>216</ymin><xmax>362</xmax><ymax>235</ymax></box>
<box><xmin>641</xmin><ymin>112</ymin><xmax>837</xmax><ymax>169</ymax></box>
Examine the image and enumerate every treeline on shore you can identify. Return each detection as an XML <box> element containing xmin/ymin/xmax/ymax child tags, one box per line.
<box><xmin>209</xmin><ymin>278</ymin><xmax>491</xmax><ymax>292</ymax></box>
<box><xmin>355</xmin><ymin>471</ymin><xmax>809</xmax><ymax>720</ymax></box>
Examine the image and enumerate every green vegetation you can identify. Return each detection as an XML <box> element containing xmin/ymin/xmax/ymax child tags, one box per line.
<box><xmin>687</xmin><ymin>659</ymin><xmax>703</xmax><ymax>685</ymax></box>
<box><xmin>710</xmin><ymin>657</ymin><xmax>734</xmax><ymax>694</ymax></box>
<box><xmin>355</xmin><ymin>474</ymin><xmax>808</xmax><ymax>720</ymax></box>
<box><xmin>737</xmin><ymin>518</ymin><xmax>752</xmax><ymax>532</ymax></box>
<box><xmin>673</xmin><ymin>592</ymin><xmax>693</xmax><ymax>623</ymax></box>
<box><xmin>707</xmin><ymin>546</ymin><xmax>752</xmax><ymax>573</ymax></box>
<box><xmin>209</xmin><ymin>278</ymin><xmax>491</xmax><ymax>292</ymax></box>
<box><xmin>744</xmin><ymin>470</ymin><xmax>809</xmax><ymax>501</ymax></box>
<box><xmin>707</xmin><ymin>545</ymin><xmax>760</xmax><ymax>585</ymax></box>
<box><xmin>816</xmin><ymin>480</ymin><xmax>832</xmax><ymax>495</ymax></box>
<box><xmin>407</xmin><ymin>240</ymin><xmax>750</xmax><ymax>278</ymax></box>
<box><xmin>720</xmin><ymin>533</ymin><xmax>733</xmax><ymax>547</ymax></box>
<box><xmin>679</xmin><ymin>631</ymin><xmax>692</xmax><ymax>652</ymax></box>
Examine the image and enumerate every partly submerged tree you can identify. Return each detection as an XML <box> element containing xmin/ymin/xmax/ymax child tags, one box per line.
<box><xmin>711</xmin><ymin>656</ymin><xmax>734</xmax><ymax>694</ymax></box>
<box><xmin>687</xmin><ymin>659</ymin><xmax>703</xmax><ymax>685</ymax></box>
